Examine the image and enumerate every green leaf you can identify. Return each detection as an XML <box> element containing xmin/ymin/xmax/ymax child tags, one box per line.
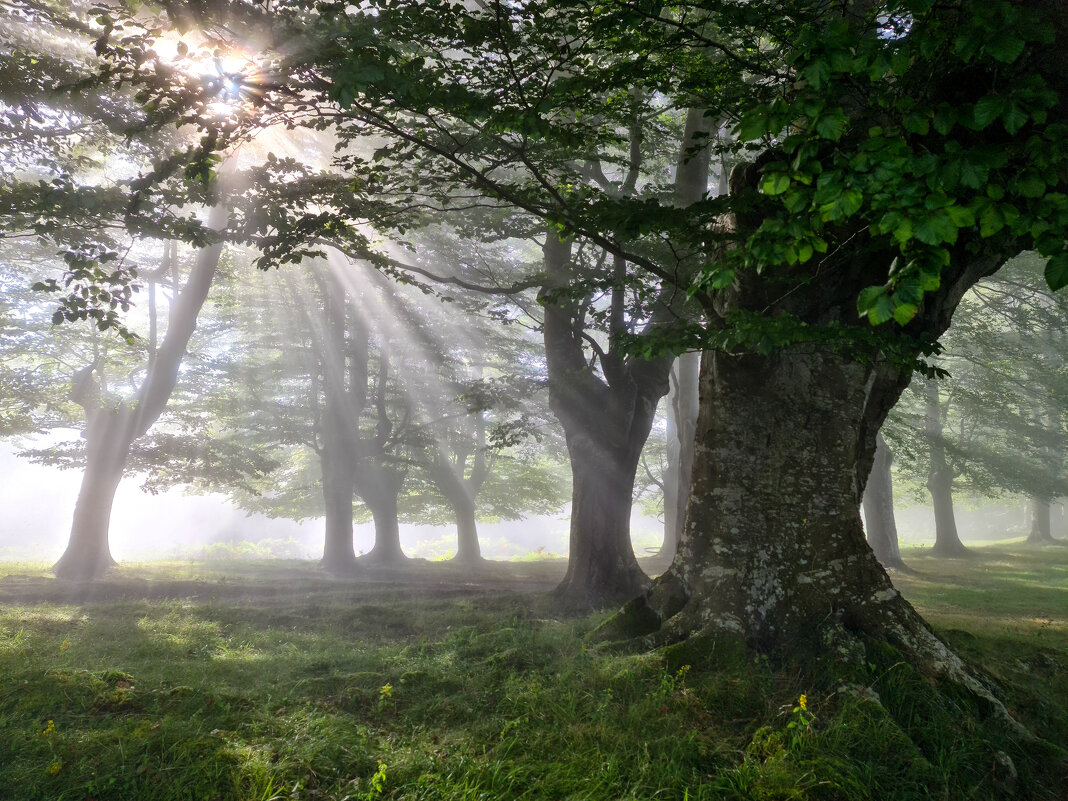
<box><xmin>761</xmin><ymin>172</ymin><xmax>791</xmax><ymax>196</ymax></box>
<box><xmin>735</xmin><ymin>114</ymin><xmax>768</xmax><ymax>141</ymax></box>
<box><xmin>892</xmin><ymin>302</ymin><xmax>919</xmax><ymax>325</ymax></box>
<box><xmin>857</xmin><ymin>285</ymin><xmax>884</xmax><ymax>315</ymax></box>
<box><xmin>1002</xmin><ymin>103</ymin><xmax>1029</xmax><ymax>134</ymax></box>
<box><xmin>974</xmin><ymin>96</ymin><xmax>1006</xmax><ymax>129</ymax></box>
<box><xmin>804</xmin><ymin>60</ymin><xmax>830</xmax><ymax>90</ymax></box>
<box><xmin>1016</xmin><ymin>171</ymin><xmax>1046</xmax><ymax>198</ymax></box>
<box><xmin>813</xmin><ymin>108</ymin><xmax>848</xmax><ymax>140</ymax></box>
<box><xmin>902</xmin><ymin>112</ymin><xmax>930</xmax><ymax>135</ymax></box>
<box><xmin>980</xmin><ymin>204</ymin><xmax>1004</xmax><ymax>236</ymax></box>
<box><xmin>944</xmin><ymin>205</ymin><xmax>975</xmax><ymax>227</ymax></box>
<box><xmin>914</xmin><ymin>211</ymin><xmax>958</xmax><ymax>245</ymax></box>
<box><xmin>1045</xmin><ymin>253</ymin><xmax>1068</xmax><ymax>291</ymax></box>
<box><xmin>821</xmin><ymin>187</ymin><xmax>863</xmax><ymax>221</ymax></box>
<box><xmin>985</xmin><ymin>30</ymin><xmax>1026</xmax><ymax>63</ymax></box>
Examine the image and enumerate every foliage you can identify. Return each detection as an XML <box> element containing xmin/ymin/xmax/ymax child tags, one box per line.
<box><xmin>885</xmin><ymin>253</ymin><xmax>1068</xmax><ymax>502</ymax></box>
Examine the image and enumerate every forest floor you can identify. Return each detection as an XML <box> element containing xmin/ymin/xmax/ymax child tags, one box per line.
<box><xmin>1</xmin><ymin>541</ymin><xmax>1066</xmax><ymax>801</ymax></box>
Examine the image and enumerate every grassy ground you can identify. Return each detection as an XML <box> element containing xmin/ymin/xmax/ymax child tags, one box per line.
<box><xmin>1</xmin><ymin>542</ymin><xmax>1066</xmax><ymax>801</ymax></box>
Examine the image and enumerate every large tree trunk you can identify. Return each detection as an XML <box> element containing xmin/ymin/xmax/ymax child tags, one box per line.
<box><xmin>622</xmin><ymin>347</ymin><xmax>914</xmax><ymax>646</ymax></box>
<box><xmin>661</xmin><ymin>351</ymin><xmax>700</xmax><ymax>560</ymax></box>
<box><xmin>1027</xmin><ymin>496</ymin><xmax>1056</xmax><ymax>545</ymax></box>
<box><xmin>52</xmin><ymin>207</ymin><xmax>228</xmax><ymax>581</ymax></box>
<box><xmin>863</xmin><ymin>433</ymin><xmax>906</xmax><ymax>570</ymax></box>
<box><xmin>925</xmin><ymin>379</ymin><xmax>971</xmax><ymax>557</ymax></box>
<box><xmin>597</xmin><ymin>344</ymin><xmax>1020</xmax><ymax>732</ymax></box>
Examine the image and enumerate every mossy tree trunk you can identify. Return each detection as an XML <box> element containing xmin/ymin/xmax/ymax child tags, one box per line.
<box><xmin>596</xmin><ymin>155</ymin><xmax>1019</xmax><ymax>724</ymax></box>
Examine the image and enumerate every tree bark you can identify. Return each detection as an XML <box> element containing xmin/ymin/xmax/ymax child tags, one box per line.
<box><xmin>863</xmin><ymin>433</ymin><xmax>907</xmax><ymax>570</ymax></box>
<box><xmin>596</xmin><ymin>344</ymin><xmax>1022</xmax><ymax>736</ymax></box>
<box><xmin>453</xmin><ymin>494</ymin><xmax>482</xmax><ymax>564</ymax></box>
<box><xmin>53</xmin><ymin>208</ymin><xmax>228</xmax><ymax>581</ymax></box>
<box><xmin>320</xmin><ymin>447</ymin><xmax>359</xmax><ymax>573</ymax></box>
<box><xmin>361</xmin><ymin>471</ymin><xmax>406</xmax><ymax>563</ymax></box>
<box><xmin>547</xmin><ymin>107</ymin><xmax>711</xmax><ymax>606</ymax></box>
<box><xmin>557</xmin><ymin>420</ymin><xmax>650</xmax><ymax>606</ymax></box>
<box><xmin>51</xmin><ymin>409</ymin><xmax>134</xmax><ymax>580</ymax></box>
<box><xmin>925</xmin><ymin>379</ymin><xmax>971</xmax><ymax>557</ymax></box>
<box><xmin>542</xmin><ymin>235</ymin><xmax>668</xmax><ymax>607</ymax></box>
<box><xmin>614</xmin><ymin>347</ymin><xmax>916</xmax><ymax>646</ymax></box>
<box><xmin>1027</xmin><ymin>496</ymin><xmax>1056</xmax><ymax>544</ymax></box>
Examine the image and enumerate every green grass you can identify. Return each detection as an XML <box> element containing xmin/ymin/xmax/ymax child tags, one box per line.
<box><xmin>1</xmin><ymin>543</ymin><xmax>1066</xmax><ymax>800</ymax></box>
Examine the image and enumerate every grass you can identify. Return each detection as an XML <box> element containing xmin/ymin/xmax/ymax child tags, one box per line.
<box><xmin>0</xmin><ymin>543</ymin><xmax>1066</xmax><ymax>800</ymax></box>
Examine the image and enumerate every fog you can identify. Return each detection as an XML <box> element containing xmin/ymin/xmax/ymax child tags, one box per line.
<box><xmin>0</xmin><ymin>445</ymin><xmax>669</xmax><ymax>563</ymax></box>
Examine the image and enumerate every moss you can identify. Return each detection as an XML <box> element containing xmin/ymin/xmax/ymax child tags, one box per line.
<box><xmin>587</xmin><ymin>594</ymin><xmax>662</xmax><ymax>643</ymax></box>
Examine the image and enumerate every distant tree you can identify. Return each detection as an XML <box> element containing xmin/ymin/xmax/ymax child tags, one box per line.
<box><xmin>862</xmin><ymin>434</ymin><xmax>907</xmax><ymax>570</ymax></box>
<box><xmin>885</xmin><ymin>254</ymin><xmax>1068</xmax><ymax>550</ymax></box>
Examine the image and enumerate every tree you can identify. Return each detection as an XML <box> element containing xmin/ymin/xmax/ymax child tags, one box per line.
<box><xmin>884</xmin><ymin>253</ymin><xmax>1068</xmax><ymax>548</ymax></box>
<box><xmin>29</xmin><ymin>0</ymin><xmax>1068</xmax><ymax>718</ymax></box>
<box><xmin>52</xmin><ymin>214</ymin><xmax>229</xmax><ymax>580</ymax></box>
<box><xmin>862</xmin><ymin>433</ymin><xmax>907</xmax><ymax>570</ymax></box>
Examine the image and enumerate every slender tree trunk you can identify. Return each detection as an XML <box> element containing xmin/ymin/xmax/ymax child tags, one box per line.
<box><xmin>863</xmin><ymin>434</ymin><xmax>907</xmax><ymax>570</ymax></box>
<box><xmin>661</xmin><ymin>351</ymin><xmax>699</xmax><ymax>560</ymax></box>
<box><xmin>663</xmin><ymin>397</ymin><xmax>680</xmax><ymax>555</ymax></box>
<box><xmin>52</xmin><ymin>207</ymin><xmax>228</xmax><ymax>581</ymax></box>
<box><xmin>317</xmin><ymin>261</ymin><xmax>361</xmax><ymax>575</ymax></box>
<box><xmin>925</xmin><ymin>379</ymin><xmax>970</xmax><ymax>557</ymax></box>
<box><xmin>1027</xmin><ymin>496</ymin><xmax>1056</xmax><ymax>544</ymax></box>
<box><xmin>51</xmin><ymin>410</ymin><xmax>134</xmax><ymax>580</ymax></box>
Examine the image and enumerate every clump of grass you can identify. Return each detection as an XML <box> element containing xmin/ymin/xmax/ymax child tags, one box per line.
<box><xmin>0</xmin><ymin>543</ymin><xmax>1065</xmax><ymax>800</ymax></box>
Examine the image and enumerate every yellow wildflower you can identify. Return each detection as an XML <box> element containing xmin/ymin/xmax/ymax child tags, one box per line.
<box><xmin>41</xmin><ymin>720</ymin><xmax>55</xmax><ymax>736</ymax></box>
<box><xmin>799</xmin><ymin>694</ymin><xmax>808</xmax><ymax>711</ymax></box>
<box><xmin>59</xmin><ymin>640</ymin><xmax>71</xmax><ymax>652</ymax></box>
<box><xmin>48</xmin><ymin>760</ymin><xmax>62</xmax><ymax>775</ymax></box>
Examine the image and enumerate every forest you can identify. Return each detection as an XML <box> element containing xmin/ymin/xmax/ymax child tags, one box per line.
<box><xmin>1</xmin><ymin>0</ymin><xmax>1067</xmax><ymax>798</ymax></box>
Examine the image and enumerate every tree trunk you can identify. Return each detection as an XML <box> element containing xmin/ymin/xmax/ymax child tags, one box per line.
<box><xmin>596</xmin><ymin>345</ymin><xmax>1019</xmax><ymax>733</ymax></box>
<box><xmin>925</xmin><ymin>379</ymin><xmax>970</xmax><ymax>557</ymax></box>
<box><xmin>1027</xmin><ymin>496</ymin><xmax>1056</xmax><ymax>544</ymax></box>
<box><xmin>320</xmin><ymin>448</ymin><xmax>359</xmax><ymax>574</ymax></box>
<box><xmin>51</xmin><ymin>410</ymin><xmax>134</xmax><ymax>580</ymax></box>
<box><xmin>863</xmin><ymin>433</ymin><xmax>907</xmax><ymax>570</ymax></box>
<box><xmin>661</xmin><ymin>350</ymin><xmax>700</xmax><ymax>560</ymax></box>
<box><xmin>316</xmin><ymin>260</ymin><xmax>361</xmax><ymax>575</ymax></box>
<box><xmin>453</xmin><ymin>494</ymin><xmax>483</xmax><ymax>565</ymax></box>
<box><xmin>52</xmin><ymin>208</ymin><xmax>228</xmax><ymax>581</ymax></box>
<box><xmin>363</xmin><ymin>485</ymin><xmax>405</xmax><ymax>563</ymax></box>
<box><xmin>557</xmin><ymin>432</ymin><xmax>649</xmax><ymax>607</ymax></box>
